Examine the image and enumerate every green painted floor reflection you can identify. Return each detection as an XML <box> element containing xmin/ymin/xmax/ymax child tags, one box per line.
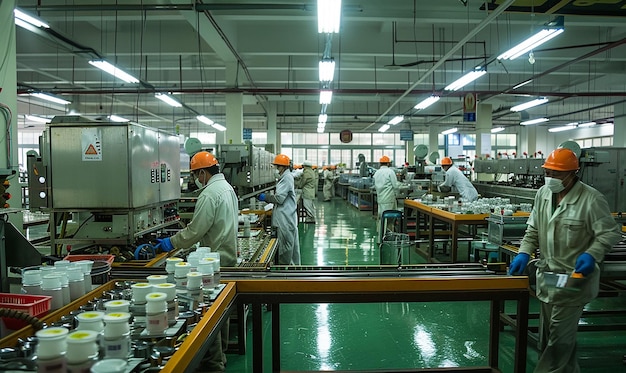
<box><xmin>225</xmin><ymin>196</ymin><xmax>626</xmax><ymax>372</ymax></box>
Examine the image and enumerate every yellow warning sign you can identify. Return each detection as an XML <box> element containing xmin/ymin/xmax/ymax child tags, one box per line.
<box><xmin>85</xmin><ymin>144</ymin><xmax>98</xmax><ymax>155</ymax></box>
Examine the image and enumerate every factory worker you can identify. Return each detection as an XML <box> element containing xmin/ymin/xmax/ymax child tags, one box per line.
<box><xmin>373</xmin><ymin>155</ymin><xmax>401</xmax><ymax>219</ymax></box>
<box><xmin>156</xmin><ymin>151</ymin><xmax>237</xmax><ymax>372</ymax></box>
<box><xmin>509</xmin><ymin>148</ymin><xmax>620</xmax><ymax>373</ymax></box>
<box><xmin>322</xmin><ymin>165</ymin><xmax>337</xmax><ymax>201</ymax></box>
<box><xmin>438</xmin><ymin>157</ymin><xmax>478</xmax><ymax>202</ymax></box>
<box><xmin>358</xmin><ymin>153</ymin><xmax>369</xmax><ymax>177</ymax></box>
<box><xmin>296</xmin><ymin>160</ymin><xmax>317</xmax><ymax>224</ymax></box>
<box><xmin>258</xmin><ymin>154</ymin><xmax>301</xmax><ymax>265</ymax></box>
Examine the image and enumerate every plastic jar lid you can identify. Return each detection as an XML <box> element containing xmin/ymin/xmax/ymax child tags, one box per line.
<box><xmin>41</xmin><ymin>275</ymin><xmax>61</xmax><ymax>290</ymax></box>
<box><xmin>153</xmin><ymin>283</ymin><xmax>176</xmax><ymax>301</ymax></box>
<box><xmin>103</xmin><ymin>312</ymin><xmax>130</xmax><ymax>323</ymax></box>
<box><xmin>76</xmin><ymin>311</ymin><xmax>105</xmax><ymax>322</ymax></box>
<box><xmin>145</xmin><ymin>292</ymin><xmax>167</xmax><ymax>313</ymax></box>
<box><xmin>90</xmin><ymin>358</ymin><xmax>127</xmax><ymax>373</ymax></box>
<box><xmin>147</xmin><ymin>275</ymin><xmax>168</xmax><ymax>284</ymax></box>
<box><xmin>36</xmin><ymin>326</ymin><xmax>69</xmax><ymax>340</ymax></box>
<box><xmin>66</xmin><ymin>267</ymin><xmax>84</xmax><ymax>281</ymax></box>
<box><xmin>22</xmin><ymin>269</ymin><xmax>42</xmax><ymax>285</ymax></box>
<box><xmin>54</xmin><ymin>260</ymin><xmax>71</xmax><ymax>269</ymax></box>
<box><xmin>104</xmin><ymin>300</ymin><xmax>130</xmax><ymax>312</ymax></box>
<box><xmin>35</xmin><ymin>327</ymin><xmax>69</xmax><ymax>359</ymax></box>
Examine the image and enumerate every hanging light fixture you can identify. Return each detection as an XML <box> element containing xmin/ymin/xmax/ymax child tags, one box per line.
<box><xmin>155</xmin><ymin>93</ymin><xmax>182</xmax><ymax>107</ymax></box>
<box><xmin>387</xmin><ymin>115</ymin><xmax>404</xmax><ymax>125</ymax></box>
<box><xmin>520</xmin><ymin>117</ymin><xmax>549</xmax><ymax>125</ymax></box>
<box><xmin>319</xmin><ymin>90</ymin><xmax>333</xmax><ymax>105</ymax></box>
<box><xmin>30</xmin><ymin>92</ymin><xmax>71</xmax><ymax>105</ymax></box>
<box><xmin>89</xmin><ymin>60</ymin><xmax>140</xmax><ymax>84</ymax></box>
<box><xmin>378</xmin><ymin>124</ymin><xmax>390</xmax><ymax>133</ymax></box>
<box><xmin>317</xmin><ymin>0</ymin><xmax>342</xmax><ymax>33</ymax></box>
<box><xmin>414</xmin><ymin>95</ymin><xmax>440</xmax><ymax>110</ymax></box>
<box><xmin>444</xmin><ymin>68</ymin><xmax>487</xmax><ymax>91</ymax></box>
<box><xmin>548</xmin><ymin>125</ymin><xmax>576</xmax><ymax>133</ymax></box>
<box><xmin>441</xmin><ymin>128</ymin><xmax>458</xmax><ymax>135</ymax></box>
<box><xmin>108</xmin><ymin>115</ymin><xmax>130</xmax><ymax>123</ymax></box>
<box><xmin>196</xmin><ymin>115</ymin><xmax>214</xmax><ymax>125</ymax></box>
<box><xmin>491</xmin><ymin>127</ymin><xmax>505</xmax><ymax>133</ymax></box>
<box><xmin>510</xmin><ymin>97</ymin><xmax>549</xmax><ymax>112</ymax></box>
<box><xmin>497</xmin><ymin>16</ymin><xmax>564</xmax><ymax>61</ymax></box>
<box><xmin>25</xmin><ymin>114</ymin><xmax>51</xmax><ymax>123</ymax></box>
<box><xmin>211</xmin><ymin>123</ymin><xmax>226</xmax><ymax>131</ymax></box>
<box><xmin>319</xmin><ymin>58</ymin><xmax>335</xmax><ymax>82</ymax></box>
<box><xmin>14</xmin><ymin>9</ymin><xmax>49</xmax><ymax>29</ymax></box>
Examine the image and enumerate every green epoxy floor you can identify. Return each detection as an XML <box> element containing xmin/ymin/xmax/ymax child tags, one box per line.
<box><xmin>226</xmin><ymin>196</ymin><xmax>626</xmax><ymax>372</ymax></box>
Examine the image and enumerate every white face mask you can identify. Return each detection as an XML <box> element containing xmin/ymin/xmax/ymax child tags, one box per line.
<box><xmin>545</xmin><ymin>176</ymin><xmax>566</xmax><ymax>193</ymax></box>
<box><xmin>274</xmin><ymin>169</ymin><xmax>281</xmax><ymax>179</ymax></box>
<box><xmin>194</xmin><ymin>170</ymin><xmax>205</xmax><ymax>189</ymax></box>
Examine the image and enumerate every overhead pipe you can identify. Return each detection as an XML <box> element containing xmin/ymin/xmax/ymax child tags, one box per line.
<box><xmin>363</xmin><ymin>0</ymin><xmax>517</xmax><ymax>131</ymax></box>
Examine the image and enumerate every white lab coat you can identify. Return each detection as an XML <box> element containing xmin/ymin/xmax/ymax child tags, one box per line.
<box><xmin>439</xmin><ymin>165</ymin><xmax>478</xmax><ymax>202</ymax></box>
<box><xmin>171</xmin><ymin>173</ymin><xmax>238</xmax><ymax>267</ymax></box>
<box><xmin>373</xmin><ymin>166</ymin><xmax>400</xmax><ymax>217</ymax></box>
<box><xmin>265</xmin><ymin>170</ymin><xmax>301</xmax><ymax>265</ymax></box>
<box><xmin>296</xmin><ymin>167</ymin><xmax>317</xmax><ymax>221</ymax></box>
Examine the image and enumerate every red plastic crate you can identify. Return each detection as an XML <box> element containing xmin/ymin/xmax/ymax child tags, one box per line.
<box><xmin>63</xmin><ymin>254</ymin><xmax>115</xmax><ymax>266</ymax></box>
<box><xmin>0</xmin><ymin>293</ymin><xmax>52</xmax><ymax>330</ymax></box>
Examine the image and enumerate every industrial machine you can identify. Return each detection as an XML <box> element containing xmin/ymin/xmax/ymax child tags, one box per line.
<box><xmin>216</xmin><ymin>143</ymin><xmax>276</xmax><ymax>201</ymax></box>
<box><xmin>27</xmin><ymin>116</ymin><xmax>181</xmax><ymax>256</ymax></box>
<box><xmin>579</xmin><ymin>147</ymin><xmax>626</xmax><ymax>213</ymax></box>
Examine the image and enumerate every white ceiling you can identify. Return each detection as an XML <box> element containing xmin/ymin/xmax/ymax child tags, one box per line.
<box><xmin>14</xmin><ymin>0</ymin><xmax>626</xmax><ymax>136</ymax></box>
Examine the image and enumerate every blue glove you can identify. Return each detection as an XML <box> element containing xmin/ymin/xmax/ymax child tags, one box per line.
<box><xmin>258</xmin><ymin>193</ymin><xmax>266</xmax><ymax>201</ymax></box>
<box><xmin>155</xmin><ymin>237</ymin><xmax>174</xmax><ymax>252</ymax></box>
<box><xmin>575</xmin><ymin>253</ymin><xmax>595</xmax><ymax>276</ymax></box>
<box><xmin>509</xmin><ymin>253</ymin><xmax>530</xmax><ymax>275</ymax></box>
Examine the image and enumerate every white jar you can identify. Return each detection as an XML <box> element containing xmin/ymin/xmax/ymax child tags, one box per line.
<box><xmin>75</xmin><ymin>311</ymin><xmax>105</xmax><ymax>333</ymax></box>
<box><xmin>22</xmin><ymin>269</ymin><xmax>42</xmax><ymax>295</ymax></box>
<box><xmin>131</xmin><ymin>283</ymin><xmax>153</xmax><ymax>304</ymax></box>
<box><xmin>145</xmin><ymin>292</ymin><xmax>168</xmax><ymax>335</ymax></box>
<box><xmin>35</xmin><ymin>327</ymin><xmax>69</xmax><ymax>359</ymax></box>
<box><xmin>153</xmin><ymin>283</ymin><xmax>177</xmax><ymax>323</ymax></box>
<box><xmin>198</xmin><ymin>258</ymin><xmax>215</xmax><ymax>290</ymax></box>
<box><xmin>66</xmin><ymin>267</ymin><xmax>85</xmax><ymax>301</ymax></box>
<box><xmin>186</xmin><ymin>271</ymin><xmax>202</xmax><ymax>290</ymax></box>
<box><xmin>174</xmin><ymin>262</ymin><xmax>191</xmax><ymax>278</ymax></box>
<box><xmin>66</xmin><ymin>330</ymin><xmax>99</xmax><ymax>365</ymax></box>
<box><xmin>40</xmin><ymin>275</ymin><xmax>63</xmax><ymax>311</ymax></box>
<box><xmin>102</xmin><ymin>312</ymin><xmax>131</xmax><ymax>359</ymax></box>
<box><xmin>104</xmin><ymin>300</ymin><xmax>130</xmax><ymax>313</ymax></box>
<box><xmin>103</xmin><ymin>312</ymin><xmax>130</xmax><ymax>338</ymax></box>
<box><xmin>165</xmin><ymin>257</ymin><xmax>183</xmax><ymax>274</ymax></box>
<box><xmin>75</xmin><ymin>260</ymin><xmax>94</xmax><ymax>293</ymax></box>
<box><xmin>147</xmin><ymin>274</ymin><xmax>168</xmax><ymax>285</ymax></box>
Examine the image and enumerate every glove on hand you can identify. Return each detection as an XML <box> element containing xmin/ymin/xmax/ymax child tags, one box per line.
<box><xmin>258</xmin><ymin>193</ymin><xmax>266</xmax><ymax>201</ymax></box>
<box><xmin>155</xmin><ymin>237</ymin><xmax>174</xmax><ymax>252</ymax></box>
<box><xmin>508</xmin><ymin>253</ymin><xmax>530</xmax><ymax>275</ymax></box>
<box><xmin>575</xmin><ymin>252</ymin><xmax>595</xmax><ymax>276</ymax></box>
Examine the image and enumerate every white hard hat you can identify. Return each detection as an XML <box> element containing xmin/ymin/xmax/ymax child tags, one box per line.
<box><xmin>303</xmin><ymin>160</ymin><xmax>313</xmax><ymax>167</ymax></box>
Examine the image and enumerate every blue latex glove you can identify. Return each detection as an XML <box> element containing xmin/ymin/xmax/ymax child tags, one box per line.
<box><xmin>258</xmin><ymin>193</ymin><xmax>266</xmax><ymax>201</ymax></box>
<box><xmin>509</xmin><ymin>253</ymin><xmax>530</xmax><ymax>275</ymax></box>
<box><xmin>155</xmin><ymin>237</ymin><xmax>174</xmax><ymax>252</ymax></box>
<box><xmin>575</xmin><ymin>252</ymin><xmax>595</xmax><ymax>276</ymax></box>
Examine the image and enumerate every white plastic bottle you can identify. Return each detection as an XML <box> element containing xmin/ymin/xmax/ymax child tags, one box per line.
<box><xmin>153</xmin><ymin>283</ymin><xmax>178</xmax><ymax>325</ymax></box>
<box><xmin>67</xmin><ymin>266</ymin><xmax>86</xmax><ymax>301</ymax></box>
<box><xmin>40</xmin><ymin>275</ymin><xmax>64</xmax><ymax>311</ymax></box>
<box><xmin>102</xmin><ymin>312</ymin><xmax>131</xmax><ymax>359</ymax></box>
<box><xmin>66</xmin><ymin>330</ymin><xmax>99</xmax><ymax>373</ymax></box>
<box><xmin>22</xmin><ymin>269</ymin><xmax>42</xmax><ymax>295</ymax></box>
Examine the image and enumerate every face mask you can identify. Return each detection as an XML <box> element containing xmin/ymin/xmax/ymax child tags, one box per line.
<box><xmin>545</xmin><ymin>176</ymin><xmax>566</xmax><ymax>193</ymax></box>
<box><xmin>194</xmin><ymin>171</ymin><xmax>205</xmax><ymax>189</ymax></box>
<box><xmin>274</xmin><ymin>169</ymin><xmax>281</xmax><ymax>179</ymax></box>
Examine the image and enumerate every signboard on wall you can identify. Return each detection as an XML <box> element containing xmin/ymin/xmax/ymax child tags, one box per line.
<box><xmin>340</xmin><ymin>129</ymin><xmax>353</xmax><ymax>143</ymax></box>
<box><xmin>463</xmin><ymin>93</ymin><xmax>477</xmax><ymax>122</ymax></box>
<box><xmin>243</xmin><ymin>128</ymin><xmax>252</xmax><ymax>140</ymax></box>
<box><xmin>400</xmin><ymin>129</ymin><xmax>413</xmax><ymax>141</ymax></box>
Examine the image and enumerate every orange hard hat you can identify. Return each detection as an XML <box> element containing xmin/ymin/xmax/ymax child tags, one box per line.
<box><xmin>441</xmin><ymin>157</ymin><xmax>453</xmax><ymax>166</ymax></box>
<box><xmin>330</xmin><ymin>165</ymin><xmax>336</xmax><ymax>170</ymax></box>
<box><xmin>322</xmin><ymin>166</ymin><xmax>328</xmax><ymax>170</ymax></box>
<box><xmin>542</xmin><ymin>148</ymin><xmax>579</xmax><ymax>171</ymax></box>
<box><xmin>190</xmin><ymin>151</ymin><xmax>218</xmax><ymax>171</ymax></box>
<box><xmin>272</xmin><ymin>154</ymin><xmax>291</xmax><ymax>167</ymax></box>
<box><xmin>379</xmin><ymin>155</ymin><xmax>390</xmax><ymax>163</ymax></box>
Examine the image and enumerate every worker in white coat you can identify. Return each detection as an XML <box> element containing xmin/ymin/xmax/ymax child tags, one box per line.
<box><xmin>156</xmin><ymin>151</ymin><xmax>237</xmax><ymax>372</ymax></box>
<box><xmin>259</xmin><ymin>154</ymin><xmax>301</xmax><ymax>265</ymax></box>
<box><xmin>322</xmin><ymin>166</ymin><xmax>337</xmax><ymax>201</ymax></box>
<box><xmin>510</xmin><ymin>148</ymin><xmax>621</xmax><ymax>373</ymax></box>
<box><xmin>373</xmin><ymin>155</ymin><xmax>400</xmax><ymax>219</ymax></box>
<box><xmin>438</xmin><ymin>157</ymin><xmax>478</xmax><ymax>202</ymax></box>
<box><xmin>296</xmin><ymin>160</ymin><xmax>317</xmax><ymax>223</ymax></box>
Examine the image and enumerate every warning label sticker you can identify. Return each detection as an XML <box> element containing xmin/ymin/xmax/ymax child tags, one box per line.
<box><xmin>81</xmin><ymin>128</ymin><xmax>102</xmax><ymax>161</ymax></box>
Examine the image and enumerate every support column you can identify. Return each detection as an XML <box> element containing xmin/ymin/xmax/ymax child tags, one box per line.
<box><xmin>225</xmin><ymin>92</ymin><xmax>243</xmax><ymax>144</ymax></box>
<box><xmin>267</xmin><ymin>102</ymin><xmax>278</xmax><ymax>153</ymax></box>
<box><xmin>405</xmin><ymin>140</ymin><xmax>414</xmax><ymax>165</ymax></box>
<box><xmin>0</xmin><ymin>0</ymin><xmax>19</xmax><ymax>195</ymax></box>
<box><xmin>519</xmin><ymin>125</ymin><xmax>538</xmax><ymax>156</ymax></box>
<box><xmin>475</xmin><ymin>104</ymin><xmax>492</xmax><ymax>158</ymax></box>
<box><xmin>614</xmin><ymin>103</ymin><xmax>626</xmax><ymax>147</ymax></box>
<box><xmin>429</xmin><ymin>125</ymin><xmax>440</xmax><ymax>163</ymax></box>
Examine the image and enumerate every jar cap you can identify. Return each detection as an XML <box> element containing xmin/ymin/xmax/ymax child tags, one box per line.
<box><xmin>76</xmin><ymin>311</ymin><xmax>105</xmax><ymax>321</ymax></box>
<box><xmin>67</xmin><ymin>330</ymin><xmax>99</xmax><ymax>343</ymax></box>
<box><xmin>145</xmin><ymin>292</ymin><xmax>167</xmax><ymax>302</ymax></box>
<box><xmin>22</xmin><ymin>269</ymin><xmax>42</xmax><ymax>285</ymax></box>
<box><xmin>36</xmin><ymin>326</ymin><xmax>69</xmax><ymax>339</ymax></box>
<box><xmin>41</xmin><ymin>274</ymin><xmax>61</xmax><ymax>289</ymax></box>
<box><xmin>103</xmin><ymin>312</ymin><xmax>131</xmax><ymax>322</ymax></box>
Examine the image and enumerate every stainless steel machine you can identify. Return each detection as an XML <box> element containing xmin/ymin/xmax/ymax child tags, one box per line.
<box><xmin>216</xmin><ymin>143</ymin><xmax>276</xmax><ymax>201</ymax></box>
<box><xmin>28</xmin><ymin>116</ymin><xmax>181</xmax><ymax>255</ymax></box>
<box><xmin>579</xmin><ymin>147</ymin><xmax>626</xmax><ymax>213</ymax></box>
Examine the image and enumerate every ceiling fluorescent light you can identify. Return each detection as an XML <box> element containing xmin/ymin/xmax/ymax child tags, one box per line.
<box><xmin>89</xmin><ymin>60</ymin><xmax>139</xmax><ymax>84</ymax></box>
<box><xmin>30</xmin><ymin>92</ymin><xmax>71</xmax><ymax>105</ymax></box>
<box><xmin>378</xmin><ymin>124</ymin><xmax>390</xmax><ymax>133</ymax></box>
<box><xmin>320</xmin><ymin>90</ymin><xmax>333</xmax><ymax>104</ymax></box>
<box><xmin>317</xmin><ymin>127</ymin><xmax>325</xmax><ymax>133</ymax></box>
<box><xmin>512</xmin><ymin>80</ymin><xmax>533</xmax><ymax>90</ymax></box>
<box><xmin>25</xmin><ymin>114</ymin><xmax>50</xmax><ymax>123</ymax></box>
<box><xmin>14</xmin><ymin>9</ymin><xmax>50</xmax><ymax>29</ymax></box>
<box><xmin>520</xmin><ymin>117</ymin><xmax>549</xmax><ymax>125</ymax></box>
<box><xmin>108</xmin><ymin>115</ymin><xmax>130</xmax><ymax>123</ymax></box>
<box><xmin>444</xmin><ymin>69</ymin><xmax>486</xmax><ymax>91</ymax></box>
<box><xmin>441</xmin><ymin>127</ymin><xmax>458</xmax><ymax>135</ymax></box>
<box><xmin>317</xmin><ymin>122</ymin><xmax>326</xmax><ymax>129</ymax></box>
<box><xmin>155</xmin><ymin>93</ymin><xmax>182</xmax><ymax>107</ymax></box>
<box><xmin>318</xmin><ymin>114</ymin><xmax>328</xmax><ymax>124</ymax></box>
<box><xmin>319</xmin><ymin>59</ymin><xmax>335</xmax><ymax>82</ymax></box>
<box><xmin>211</xmin><ymin>123</ymin><xmax>227</xmax><ymax>131</ymax></box>
<box><xmin>318</xmin><ymin>0</ymin><xmax>342</xmax><ymax>33</ymax></box>
<box><xmin>497</xmin><ymin>17</ymin><xmax>564</xmax><ymax>60</ymax></box>
<box><xmin>196</xmin><ymin>115</ymin><xmax>214</xmax><ymax>125</ymax></box>
<box><xmin>388</xmin><ymin>115</ymin><xmax>404</xmax><ymax>125</ymax></box>
<box><xmin>578</xmin><ymin>121</ymin><xmax>596</xmax><ymax>128</ymax></box>
<box><xmin>491</xmin><ymin>127</ymin><xmax>505</xmax><ymax>133</ymax></box>
<box><xmin>510</xmin><ymin>97</ymin><xmax>549</xmax><ymax>112</ymax></box>
<box><xmin>414</xmin><ymin>95</ymin><xmax>440</xmax><ymax>110</ymax></box>
<box><xmin>548</xmin><ymin>125</ymin><xmax>576</xmax><ymax>133</ymax></box>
